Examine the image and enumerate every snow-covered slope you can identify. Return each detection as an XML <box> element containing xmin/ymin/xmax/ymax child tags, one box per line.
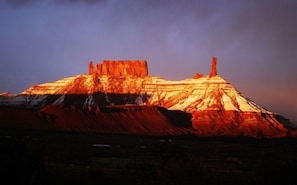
<box><xmin>144</xmin><ymin>75</ymin><xmax>271</xmax><ymax>113</ymax></box>
<box><xmin>16</xmin><ymin>74</ymin><xmax>272</xmax><ymax>114</ymax></box>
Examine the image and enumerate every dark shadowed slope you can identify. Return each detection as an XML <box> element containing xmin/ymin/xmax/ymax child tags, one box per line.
<box><xmin>0</xmin><ymin>105</ymin><xmax>193</xmax><ymax>135</ymax></box>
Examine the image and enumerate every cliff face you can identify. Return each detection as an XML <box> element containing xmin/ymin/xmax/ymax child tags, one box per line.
<box><xmin>0</xmin><ymin>58</ymin><xmax>292</xmax><ymax>137</ymax></box>
<box><xmin>89</xmin><ymin>60</ymin><xmax>148</xmax><ymax>77</ymax></box>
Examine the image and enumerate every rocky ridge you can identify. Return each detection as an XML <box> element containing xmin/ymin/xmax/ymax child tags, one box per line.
<box><xmin>0</xmin><ymin>58</ymin><xmax>292</xmax><ymax>137</ymax></box>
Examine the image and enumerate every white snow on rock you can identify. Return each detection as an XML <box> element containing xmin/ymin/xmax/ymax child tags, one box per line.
<box><xmin>1</xmin><ymin>74</ymin><xmax>272</xmax><ymax>114</ymax></box>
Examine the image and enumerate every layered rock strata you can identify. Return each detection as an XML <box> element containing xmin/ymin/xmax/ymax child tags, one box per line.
<box><xmin>0</xmin><ymin>57</ymin><xmax>292</xmax><ymax>137</ymax></box>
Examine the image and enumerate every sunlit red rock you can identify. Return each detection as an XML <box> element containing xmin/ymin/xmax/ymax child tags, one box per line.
<box><xmin>209</xmin><ymin>57</ymin><xmax>217</xmax><ymax>77</ymax></box>
<box><xmin>193</xmin><ymin>73</ymin><xmax>203</xmax><ymax>79</ymax></box>
<box><xmin>89</xmin><ymin>60</ymin><xmax>148</xmax><ymax>77</ymax></box>
<box><xmin>191</xmin><ymin>111</ymin><xmax>287</xmax><ymax>138</ymax></box>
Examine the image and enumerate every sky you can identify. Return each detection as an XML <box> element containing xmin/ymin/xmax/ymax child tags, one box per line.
<box><xmin>0</xmin><ymin>0</ymin><xmax>296</xmax><ymax>122</ymax></box>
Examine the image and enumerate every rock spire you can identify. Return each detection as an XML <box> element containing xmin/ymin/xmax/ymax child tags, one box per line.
<box><xmin>209</xmin><ymin>57</ymin><xmax>217</xmax><ymax>77</ymax></box>
<box><xmin>88</xmin><ymin>61</ymin><xmax>94</xmax><ymax>74</ymax></box>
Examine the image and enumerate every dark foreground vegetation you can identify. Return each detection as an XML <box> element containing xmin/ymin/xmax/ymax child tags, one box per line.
<box><xmin>1</xmin><ymin>129</ymin><xmax>297</xmax><ymax>185</ymax></box>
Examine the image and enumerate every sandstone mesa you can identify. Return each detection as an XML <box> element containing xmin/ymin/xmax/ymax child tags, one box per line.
<box><xmin>0</xmin><ymin>57</ymin><xmax>293</xmax><ymax>138</ymax></box>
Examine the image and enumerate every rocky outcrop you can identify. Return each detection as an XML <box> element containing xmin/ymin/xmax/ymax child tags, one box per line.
<box><xmin>193</xmin><ymin>73</ymin><xmax>203</xmax><ymax>79</ymax></box>
<box><xmin>88</xmin><ymin>60</ymin><xmax>148</xmax><ymax>77</ymax></box>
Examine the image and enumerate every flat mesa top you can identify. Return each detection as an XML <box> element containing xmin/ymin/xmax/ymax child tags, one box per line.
<box><xmin>102</xmin><ymin>60</ymin><xmax>147</xmax><ymax>63</ymax></box>
<box><xmin>88</xmin><ymin>60</ymin><xmax>148</xmax><ymax>77</ymax></box>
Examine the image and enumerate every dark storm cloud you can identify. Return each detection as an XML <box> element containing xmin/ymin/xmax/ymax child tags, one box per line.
<box><xmin>227</xmin><ymin>0</ymin><xmax>297</xmax><ymax>49</ymax></box>
<box><xmin>108</xmin><ymin>0</ymin><xmax>297</xmax><ymax>67</ymax></box>
<box><xmin>104</xmin><ymin>0</ymin><xmax>297</xmax><ymax>51</ymax></box>
<box><xmin>222</xmin><ymin>0</ymin><xmax>297</xmax><ymax>83</ymax></box>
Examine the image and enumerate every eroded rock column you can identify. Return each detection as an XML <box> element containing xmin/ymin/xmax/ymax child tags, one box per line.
<box><xmin>209</xmin><ymin>57</ymin><xmax>217</xmax><ymax>77</ymax></box>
